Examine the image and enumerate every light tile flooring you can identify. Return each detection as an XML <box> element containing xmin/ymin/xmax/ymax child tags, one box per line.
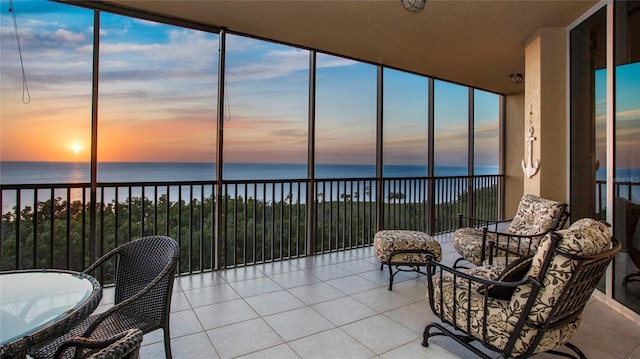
<box><xmin>96</xmin><ymin>234</ymin><xmax>640</xmax><ymax>359</ymax></box>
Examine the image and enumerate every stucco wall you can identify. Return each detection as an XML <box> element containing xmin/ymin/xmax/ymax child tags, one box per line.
<box><xmin>523</xmin><ymin>28</ymin><xmax>567</xmax><ymax>203</ymax></box>
<box><xmin>504</xmin><ymin>93</ymin><xmax>525</xmax><ymax>216</ymax></box>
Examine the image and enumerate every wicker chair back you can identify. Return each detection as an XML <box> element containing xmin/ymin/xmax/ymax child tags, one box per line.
<box><xmin>112</xmin><ymin>236</ymin><xmax>178</xmax><ymax>327</ymax></box>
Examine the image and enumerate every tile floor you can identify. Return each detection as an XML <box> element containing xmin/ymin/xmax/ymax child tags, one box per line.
<box><xmin>96</xmin><ymin>234</ymin><xmax>640</xmax><ymax>359</ymax></box>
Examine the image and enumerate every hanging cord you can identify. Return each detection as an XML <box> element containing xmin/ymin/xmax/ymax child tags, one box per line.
<box><xmin>224</xmin><ymin>81</ymin><xmax>231</xmax><ymax>121</ymax></box>
<box><xmin>9</xmin><ymin>0</ymin><xmax>31</xmax><ymax>104</ymax></box>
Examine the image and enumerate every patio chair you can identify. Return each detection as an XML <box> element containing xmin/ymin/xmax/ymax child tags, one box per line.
<box><xmin>53</xmin><ymin>329</ymin><xmax>143</xmax><ymax>359</ymax></box>
<box><xmin>614</xmin><ymin>197</ymin><xmax>640</xmax><ymax>285</ymax></box>
<box><xmin>423</xmin><ymin>218</ymin><xmax>620</xmax><ymax>359</ymax></box>
<box><xmin>453</xmin><ymin>194</ymin><xmax>568</xmax><ymax>268</ymax></box>
<box><xmin>30</xmin><ymin>236</ymin><xmax>179</xmax><ymax>359</ymax></box>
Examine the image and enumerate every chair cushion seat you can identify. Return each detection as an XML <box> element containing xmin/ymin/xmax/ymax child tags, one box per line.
<box><xmin>374</xmin><ymin>230</ymin><xmax>442</xmax><ymax>264</ymax></box>
<box><xmin>428</xmin><ymin>268</ymin><xmax>581</xmax><ymax>356</ymax></box>
<box><xmin>453</xmin><ymin>228</ymin><xmax>497</xmax><ymax>265</ymax></box>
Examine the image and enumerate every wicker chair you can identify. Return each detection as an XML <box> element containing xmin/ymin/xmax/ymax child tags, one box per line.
<box><xmin>30</xmin><ymin>236</ymin><xmax>179</xmax><ymax>359</ymax></box>
<box><xmin>54</xmin><ymin>329</ymin><xmax>143</xmax><ymax>359</ymax></box>
<box><xmin>453</xmin><ymin>194</ymin><xmax>568</xmax><ymax>268</ymax></box>
<box><xmin>423</xmin><ymin>218</ymin><xmax>620</xmax><ymax>359</ymax></box>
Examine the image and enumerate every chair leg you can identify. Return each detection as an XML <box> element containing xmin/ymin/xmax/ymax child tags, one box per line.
<box><xmin>387</xmin><ymin>262</ymin><xmax>395</xmax><ymax>291</ymax></box>
<box><xmin>164</xmin><ymin>327</ymin><xmax>172</xmax><ymax>359</ymax></box>
<box><xmin>564</xmin><ymin>342</ymin><xmax>587</xmax><ymax>359</ymax></box>
<box><xmin>422</xmin><ymin>322</ymin><xmax>491</xmax><ymax>359</ymax></box>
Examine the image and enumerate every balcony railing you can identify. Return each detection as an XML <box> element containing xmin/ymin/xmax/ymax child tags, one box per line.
<box><xmin>1</xmin><ymin>175</ymin><xmax>502</xmax><ymax>276</ymax></box>
<box><xmin>595</xmin><ymin>179</ymin><xmax>640</xmax><ymax>220</ymax></box>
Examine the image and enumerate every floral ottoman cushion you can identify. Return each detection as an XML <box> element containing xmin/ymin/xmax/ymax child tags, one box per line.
<box><xmin>374</xmin><ymin>230</ymin><xmax>442</xmax><ymax>264</ymax></box>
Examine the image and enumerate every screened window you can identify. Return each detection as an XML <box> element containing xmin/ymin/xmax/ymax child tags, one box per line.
<box><xmin>433</xmin><ymin>80</ymin><xmax>469</xmax><ymax>176</ymax></box>
<box><xmin>382</xmin><ymin>68</ymin><xmax>429</xmax><ymax>178</ymax></box>
<box><xmin>98</xmin><ymin>13</ymin><xmax>218</xmax><ymax>182</ymax></box>
<box><xmin>1</xmin><ymin>0</ymin><xmax>92</xmax><ymax>183</ymax></box>
<box><xmin>223</xmin><ymin>35</ymin><xmax>309</xmax><ymax>180</ymax></box>
<box><xmin>315</xmin><ymin>54</ymin><xmax>377</xmax><ymax>178</ymax></box>
<box><xmin>473</xmin><ymin>89</ymin><xmax>500</xmax><ymax>174</ymax></box>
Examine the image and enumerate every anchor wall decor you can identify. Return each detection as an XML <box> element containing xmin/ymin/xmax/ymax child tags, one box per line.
<box><xmin>522</xmin><ymin>126</ymin><xmax>540</xmax><ymax>178</ymax></box>
<box><xmin>522</xmin><ymin>105</ymin><xmax>540</xmax><ymax>178</ymax></box>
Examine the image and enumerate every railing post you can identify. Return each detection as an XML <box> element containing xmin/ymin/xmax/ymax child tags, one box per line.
<box><xmin>427</xmin><ymin>78</ymin><xmax>435</xmax><ymax>234</ymax></box>
<box><xmin>467</xmin><ymin>88</ymin><xmax>475</xmax><ymax>220</ymax></box>
<box><xmin>375</xmin><ymin>66</ymin><xmax>384</xmax><ymax>232</ymax></box>
<box><xmin>215</xmin><ymin>28</ymin><xmax>227</xmax><ymax>270</ymax></box>
<box><xmin>306</xmin><ymin>51</ymin><xmax>317</xmax><ymax>256</ymax></box>
<box><xmin>89</xmin><ymin>10</ymin><xmax>100</xmax><ymax>267</ymax></box>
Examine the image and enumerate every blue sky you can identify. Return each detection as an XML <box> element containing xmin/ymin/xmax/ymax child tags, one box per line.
<box><xmin>594</xmin><ymin>64</ymin><xmax>640</xmax><ymax>169</ymax></box>
<box><xmin>1</xmin><ymin>0</ymin><xmax>501</xmax><ymax>168</ymax></box>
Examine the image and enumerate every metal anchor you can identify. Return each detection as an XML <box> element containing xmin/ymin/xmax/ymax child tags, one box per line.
<box><xmin>521</xmin><ymin>126</ymin><xmax>539</xmax><ymax>178</ymax></box>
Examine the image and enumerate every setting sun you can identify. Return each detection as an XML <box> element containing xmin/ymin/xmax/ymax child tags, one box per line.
<box><xmin>71</xmin><ymin>143</ymin><xmax>82</xmax><ymax>154</ymax></box>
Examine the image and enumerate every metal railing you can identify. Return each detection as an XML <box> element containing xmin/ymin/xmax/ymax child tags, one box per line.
<box><xmin>1</xmin><ymin>175</ymin><xmax>502</xmax><ymax>274</ymax></box>
<box><xmin>595</xmin><ymin>180</ymin><xmax>640</xmax><ymax>219</ymax></box>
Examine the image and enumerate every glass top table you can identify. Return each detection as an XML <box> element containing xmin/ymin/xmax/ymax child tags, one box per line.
<box><xmin>0</xmin><ymin>269</ymin><xmax>102</xmax><ymax>357</ymax></box>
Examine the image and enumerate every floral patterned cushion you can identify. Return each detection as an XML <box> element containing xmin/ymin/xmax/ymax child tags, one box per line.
<box><xmin>507</xmin><ymin>194</ymin><xmax>566</xmax><ymax>235</ymax></box>
<box><xmin>374</xmin><ymin>230</ymin><xmax>442</xmax><ymax>264</ymax></box>
<box><xmin>452</xmin><ymin>228</ymin><xmax>498</xmax><ymax>265</ymax></box>
<box><xmin>510</xmin><ymin>218</ymin><xmax>611</xmax><ymax>324</ymax></box>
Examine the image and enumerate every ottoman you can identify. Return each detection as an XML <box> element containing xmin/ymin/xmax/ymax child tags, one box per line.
<box><xmin>373</xmin><ymin>230</ymin><xmax>442</xmax><ymax>290</ymax></box>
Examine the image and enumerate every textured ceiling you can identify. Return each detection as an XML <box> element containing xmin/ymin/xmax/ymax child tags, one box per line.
<box><xmin>92</xmin><ymin>0</ymin><xmax>598</xmax><ymax>95</ymax></box>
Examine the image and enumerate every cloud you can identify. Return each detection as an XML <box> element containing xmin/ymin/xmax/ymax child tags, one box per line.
<box><xmin>50</xmin><ymin>28</ymin><xmax>85</xmax><ymax>43</ymax></box>
<box><xmin>225</xmin><ymin>39</ymin><xmax>356</xmax><ymax>84</ymax></box>
<box><xmin>226</xmin><ymin>48</ymin><xmax>310</xmax><ymax>83</ymax></box>
<box><xmin>617</xmin><ymin>108</ymin><xmax>640</xmax><ymax>121</ymax></box>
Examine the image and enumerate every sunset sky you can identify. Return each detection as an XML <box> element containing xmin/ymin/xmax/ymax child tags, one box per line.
<box><xmin>4</xmin><ymin>0</ymin><xmax>635</xmax><ymax>169</ymax></box>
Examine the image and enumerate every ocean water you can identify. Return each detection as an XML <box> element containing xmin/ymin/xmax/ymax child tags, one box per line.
<box><xmin>4</xmin><ymin>162</ymin><xmax>640</xmax><ymax>206</ymax></box>
<box><xmin>0</xmin><ymin>162</ymin><xmax>498</xmax><ymax>212</ymax></box>
<box><xmin>0</xmin><ymin>162</ymin><xmax>499</xmax><ymax>185</ymax></box>
<box><xmin>0</xmin><ymin>162</ymin><xmax>500</xmax><ymax>211</ymax></box>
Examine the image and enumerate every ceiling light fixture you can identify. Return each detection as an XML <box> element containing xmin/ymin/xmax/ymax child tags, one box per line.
<box><xmin>510</xmin><ymin>73</ymin><xmax>524</xmax><ymax>84</ymax></box>
<box><xmin>401</xmin><ymin>0</ymin><xmax>427</xmax><ymax>13</ymax></box>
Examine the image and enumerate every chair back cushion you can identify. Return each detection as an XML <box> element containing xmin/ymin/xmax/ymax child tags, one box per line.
<box><xmin>510</xmin><ymin>218</ymin><xmax>611</xmax><ymax>324</ymax></box>
<box><xmin>507</xmin><ymin>194</ymin><xmax>566</xmax><ymax>235</ymax></box>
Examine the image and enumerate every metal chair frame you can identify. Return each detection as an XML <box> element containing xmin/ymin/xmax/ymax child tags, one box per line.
<box><xmin>424</xmin><ymin>232</ymin><xmax>621</xmax><ymax>359</ymax></box>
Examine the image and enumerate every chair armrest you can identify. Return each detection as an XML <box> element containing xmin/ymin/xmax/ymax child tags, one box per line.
<box><xmin>425</xmin><ymin>254</ymin><xmax>535</xmax><ymax>288</ymax></box>
<box><xmin>53</xmin><ymin>331</ymin><xmax>129</xmax><ymax>359</ymax></box>
<box><xmin>82</xmin><ymin>245</ymin><xmax>123</xmax><ymax>275</ymax></box>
